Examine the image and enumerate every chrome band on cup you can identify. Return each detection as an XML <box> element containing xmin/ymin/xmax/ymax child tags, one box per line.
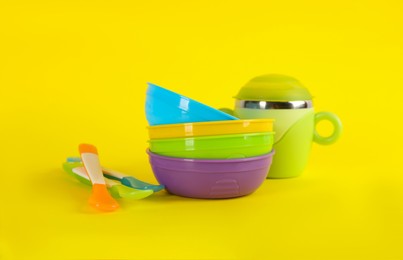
<box><xmin>236</xmin><ymin>100</ymin><xmax>313</xmax><ymax>109</ymax></box>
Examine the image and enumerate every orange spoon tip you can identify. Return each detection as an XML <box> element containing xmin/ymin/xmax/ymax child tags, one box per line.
<box><xmin>89</xmin><ymin>184</ymin><xmax>120</xmax><ymax>212</ymax></box>
<box><xmin>79</xmin><ymin>144</ymin><xmax>98</xmax><ymax>154</ymax></box>
<box><xmin>89</xmin><ymin>200</ymin><xmax>120</xmax><ymax>212</ymax></box>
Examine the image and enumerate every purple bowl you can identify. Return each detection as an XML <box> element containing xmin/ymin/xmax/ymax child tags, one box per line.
<box><xmin>147</xmin><ymin>149</ymin><xmax>275</xmax><ymax>199</ymax></box>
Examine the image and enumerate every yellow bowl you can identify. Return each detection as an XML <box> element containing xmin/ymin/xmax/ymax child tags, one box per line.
<box><xmin>147</xmin><ymin>119</ymin><xmax>274</xmax><ymax>139</ymax></box>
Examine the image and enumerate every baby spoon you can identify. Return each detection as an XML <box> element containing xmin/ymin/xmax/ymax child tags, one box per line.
<box><xmin>67</xmin><ymin>157</ymin><xmax>164</xmax><ymax>192</ymax></box>
<box><xmin>62</xmin><ymin>162</ymin><xmax>153</xmax><ymax>199</ymax></box>
<box><xmin>102</xmin><ymin>168</ymin><xmax>165</xmax><ymax>192</ymax></box>
<box><xmin>79</xmin><ymin>144</ymin><xmax>119</xmax><ymax>212</ymax></box>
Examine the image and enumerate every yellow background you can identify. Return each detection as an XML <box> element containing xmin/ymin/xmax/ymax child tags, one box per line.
<box><xmin>1</xmin><ymin>0</ymin><xmax>402</xmax><ymax>259</ymax></box>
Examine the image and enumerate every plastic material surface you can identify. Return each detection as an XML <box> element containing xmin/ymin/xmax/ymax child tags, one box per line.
<box><xmin>232</xmin><ymin>109</ymin><xmax>342</xmax><ymax>178</ymax></box>
<box><xmin>232</xmin><ymin>108</ymin><xmax>311</xmax><ymax>143</ymax></box>
<box><xmin>108</xmin><ymin>185</ymin><xmax>153</xmax><ymax>200</ymax></box>
<box><xmin>314</xmin><ymin>111</ymin><xmax>343</xmax><ymax>145</ymax></box>
<box><xmin>145</xmin><ymin>83</ymin><xmax>238</xmax><ymax>125</ymax></box>
<box><xmin>66</xmin><ymin>157</ymin><xmax>82</xmax><ymax>163</ymax></box>
<box><xmin>103</xmin><ymin>171</ymin><xmax>165</xmax><ymax>192</ymax></box>
<box><xmin>267</xmin><ymin>113</ymin><xmax>315</xmax><ymax>178</ymax></box>
<box><xmin>89</xmin><ymin>184</ymin><xmax>120</xmax><ymax>211</ymax></box>
<box><xmin>63</xmin><ymin>162</ymin><xmax>92</xmax><ymax>186</ymax></box>
<box><xmin>118</xmin><ymin>176</ymin><xmax>165</xmax><ymax>192</ymax></box>
<box><xmin>147</xmin><ymin>149</ymin><xmax>274</xmax><ymax>199</ymax></box>
<box><xmin>147</xmin><ymin>119</ymin><xmax>274</xmax><ymax>139</ymax></box>
<box><xmin>149</xmin><ymin>132</ymin><xmax>274</xmax><ymax>159</ymax></box>
<box><xmin>234</xmin><ymin>74</ymin><xmax>313</xmax><ymax>101</ymax></box>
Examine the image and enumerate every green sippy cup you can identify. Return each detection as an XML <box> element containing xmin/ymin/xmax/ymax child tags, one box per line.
<box><xmin>222</xmin><ymin>74</ymin><xmax>342</xmax><ymax>178</ymax></box>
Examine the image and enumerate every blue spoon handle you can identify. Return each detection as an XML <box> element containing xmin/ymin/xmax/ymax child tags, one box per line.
<box><xmin>120</xmin><ymin>176</ymin><xmax>165</xmax><ymax>192</ymax></box>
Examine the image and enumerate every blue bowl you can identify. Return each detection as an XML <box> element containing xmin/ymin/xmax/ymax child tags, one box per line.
<box><xmin>145</xmin><ymin>83</ymin><xmax>238</xmax><ymax>126</ymax></box>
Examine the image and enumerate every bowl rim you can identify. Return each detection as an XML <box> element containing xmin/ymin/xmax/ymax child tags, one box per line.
<box><xmin>147</xmin><ymin>119</ymin><xmax>276</xmax><ymax>140</ymax></box>
<box><xmin>147</xmin><ymin>118</ymin><xmax>275</xmax><ymax>130</ymax></box>
<box><xmin>146</xmin><ymin>149</ymin><xmax>275</xmax><ymax>163</ymax></box>
<box><xmin>147</xmin><ymin>131</ymin><xmax>275</xmax><ymax>143</ymax></box>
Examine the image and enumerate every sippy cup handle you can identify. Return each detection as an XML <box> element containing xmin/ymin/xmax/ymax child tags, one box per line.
<box><xmin>219</xmin><ymin>108</ymin><xmax>235</xmax><ymax>116</ymax></box>
<box><xmin>313</xmin><ymin>112</ymin><xmax>342</xmax><ymax>145</ymax></box>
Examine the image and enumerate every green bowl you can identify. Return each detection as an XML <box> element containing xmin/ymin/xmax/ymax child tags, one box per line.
<box><xmin>148</xmin><ymin>132</ymin><xmax>274</xmax><ymax>159</ymax></box>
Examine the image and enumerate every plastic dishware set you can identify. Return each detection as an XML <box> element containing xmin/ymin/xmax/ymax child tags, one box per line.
<box><xmin>63</xmin><ymin>75</ymin><xmax>342</xmax><ymax>211</ymax></box>
<box><xmin>146</xmin><ymin>83</ymin><xmax>276</xmax><ymax>199</ymax></box>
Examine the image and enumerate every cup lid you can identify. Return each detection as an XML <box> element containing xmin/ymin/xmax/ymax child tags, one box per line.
<box><xmin>234</xmin><ymin>74</ymin><xmax>312</xmax><ymax>101</ymax></box>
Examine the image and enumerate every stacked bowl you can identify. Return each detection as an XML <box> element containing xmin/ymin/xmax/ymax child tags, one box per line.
<box><xmin>145</xmin><ymin>83</ymin><xmax>275</xmax><ymax>199</ymax></box>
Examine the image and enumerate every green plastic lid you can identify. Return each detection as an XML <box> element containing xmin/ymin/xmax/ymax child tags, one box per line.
<box><xmin>235</xmin><ymin>74</ymin><xmax>312</xmax><ymax>101</ymax></box>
